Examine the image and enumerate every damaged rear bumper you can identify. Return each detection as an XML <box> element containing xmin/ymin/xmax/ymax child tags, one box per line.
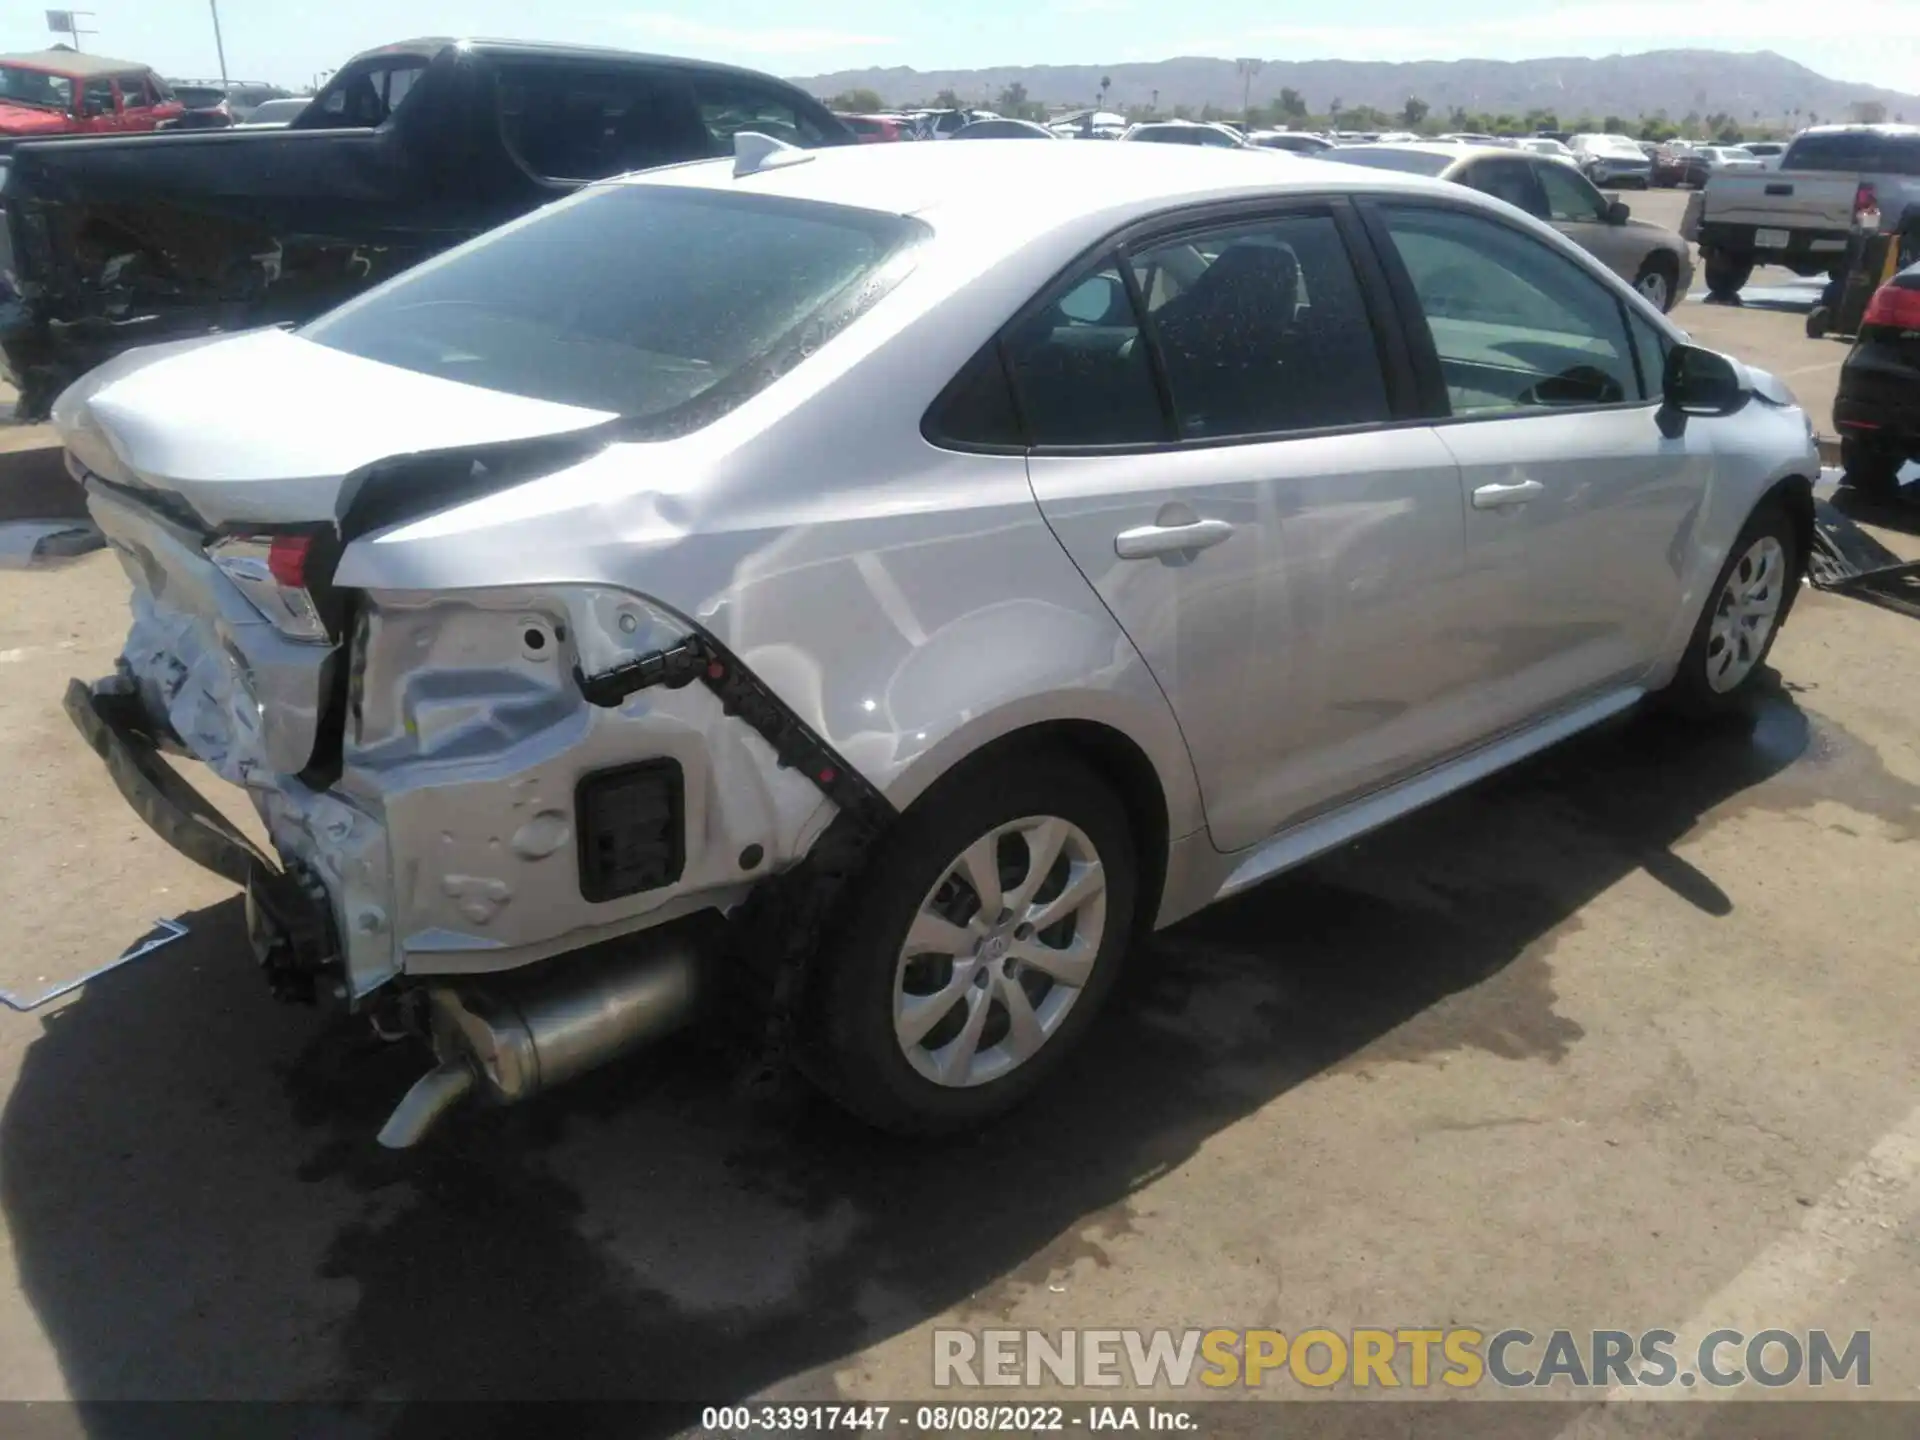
<box><xmin>64</xmin><ymin>676</ymin><xmax>343</xmax><ymax>1000</ymax></box>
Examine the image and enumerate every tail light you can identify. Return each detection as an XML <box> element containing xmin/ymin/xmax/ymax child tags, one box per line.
<box><xmin>1853</xmin><ymin>182</ymin><xmax>1881</xmax><ymax>232</ymax></box>
<box><xmin>1862</xmin><ymin>281</ymin><xmax>1920</xmax><ymax>332</ymax></box>
<box><xmin>209</xmin><ymin>535</ymin><xmax>329</xmax><ymax>642</ymax></box>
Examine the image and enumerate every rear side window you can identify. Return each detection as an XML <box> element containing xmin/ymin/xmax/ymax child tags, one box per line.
<box><xmin>300</xmin><ymin>60</ymin><xmax>428</xmax><ymax>129</ymax></box>
<box><xmin>81</xmin><ymin>78</ymin><xmax>115</xmax><ymax>117</ymax></box>
<box><xmin>1379</xmin><ymin>206</ymin><xmax>1643</xmax><ymax>414</ymax></box>
<box><xmin>304</xmin><ymin>187</ymin><xmax>926</xmax><ymax>434</ymax></box>
<box><xmin>494</xmin><ymin>64</ymin><xmax>713</xmax><ymax>179</ymax></box>
<box><xmin>1463</xmin><ymin>158</ymin><xmax>1545</xmax><ymax>216</ymax></box>
<box><xmin>1883</xmin><ymin>135</ymin><xmax>1920</xmax><ymax>177</ymax></box>
<box><xmin>691</xmin><ymin>77</ymin><xmax>838</xmax><ymax>148</ymax></box>
<box><xmin>1128</xmin><ymin>213</ymin><xmax>1391</xmax><ymax>439</ymax></box>
<box><xmin>926</xmin><ymin>344</ymin><xmax>1026</xmax><ymax>449</ymax></box>
<box><xmin>1002</xmin><ymin>263</ymin><xmax>1167</xmax><ymax>446</ymax></box>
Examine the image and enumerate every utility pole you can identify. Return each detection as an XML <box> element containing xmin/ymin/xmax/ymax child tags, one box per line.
<box><xmin>1236</xmin><ymin>57</ymin><xmax>1264</xmax><ymax>127</ymax></box>
<box><xmin>208</xmin><ymin>0</ymin><xmax>230</xmax><ymax>87</ymax></box>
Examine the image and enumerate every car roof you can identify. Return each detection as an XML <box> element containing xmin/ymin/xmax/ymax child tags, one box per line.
<box><xmin>627</xmin><ymin>133</ymin><xmax>1457</xmax><ymax>231</ymax></box>
<box><xmin>0</xmin><ymin>48</ymin><xmax>153</xmax><ymax>78</ymax></box>
<box><xmin>343</xmin><ymin>36</ymin><xmax>820</xmax><ymax>88</ymax></box>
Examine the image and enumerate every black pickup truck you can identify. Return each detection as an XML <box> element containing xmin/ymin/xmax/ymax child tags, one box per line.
<box><xmin>0</xmin><ymin>38</ymin><xmax>850</xmax><ymax>416</ymax></box>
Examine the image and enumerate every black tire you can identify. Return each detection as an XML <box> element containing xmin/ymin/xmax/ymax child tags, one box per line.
<box><xmin>1634</xmin><ymin>253</ymin><xmax>1680</xmax><ymax>313</ymax></box>
<box><xmin>1703</xmin><ymin>249</ymin><xmax>1754</xmax><ymax>300</ymax></box>
<box><xmin>1805</xmin><ymin>305</ymin><xmax>1832</xmax><ymax>339</ymax></box>
<box><xmin>801</xmin><ymin>749</ymin><xmax>1138</xmax><ymax>1135</ymax></box>
<box><xmin>1662</xmin><ymin>497</ymin><xmax>1799</xmax><ymax>719</ymax></box>
<box><xmin>1839</xmin><ymin>436</ymin><xmax>1904</xmax><ymax>499</ymax></box>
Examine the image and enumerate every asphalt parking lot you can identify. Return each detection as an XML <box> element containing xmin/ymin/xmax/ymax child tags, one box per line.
<box><xmin>1</xmin><ymin>185</ymin><xmax>1917</xmax><ymax>1431</ymax></box>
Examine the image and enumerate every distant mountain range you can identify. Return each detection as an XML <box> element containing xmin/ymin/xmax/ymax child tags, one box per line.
<box><xmin>793</xmin><ymin>50</ymin><xmax>1920</xmax><ymax>126</ymax></box>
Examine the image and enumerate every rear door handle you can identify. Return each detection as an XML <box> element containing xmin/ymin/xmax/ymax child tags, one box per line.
<box><xmin>1114</xmin><ymin>517</ymin><xmax>1235</xmax><ymax>559</ymax></box>
<box><xmin>1471</xmin><ymin>479</ymin><xmax>1545</xmax><ymax>509</ymax></box>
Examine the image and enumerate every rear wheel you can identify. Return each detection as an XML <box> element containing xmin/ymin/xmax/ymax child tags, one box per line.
<box><xmin>1840</xmin><ymin>436</ymin><xmax>1905</xmax><ymax>499</ymax></box>
<box><xmin>1703</xmin><ymin>249</ymin><xmax>1754</xmax><ymax>300</ymax></box>
<box><xmin>1634</xmin><ymin>254</ymin><xmax>1679</xmax><ymax>312</ymax></box>
<box><xmin>802</xmin><ymin>750</ymin><xmax>1138</xmax><ymax>1135</ymax></box>
<box><xmin>1662</xmin><ymin>499</ymin><xmax>1798</xmax><ymax>717</ymax></box>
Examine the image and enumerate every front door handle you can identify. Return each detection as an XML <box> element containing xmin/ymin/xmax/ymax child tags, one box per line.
<box><xmin>1114</xmin><ymin>517</ymin><xmax>1235</xmax><ymax>560</ymax></box>
<box><xmin>1471</xmin><ymin>479</ymin><xmax>1545</xmax><ymax>509</ymax></box>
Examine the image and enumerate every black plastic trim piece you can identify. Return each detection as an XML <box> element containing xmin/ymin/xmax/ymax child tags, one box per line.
<box><xmin>573</xmin><ymin>630</ymin><xmax>897</xmax><ymax>832</ymax></box>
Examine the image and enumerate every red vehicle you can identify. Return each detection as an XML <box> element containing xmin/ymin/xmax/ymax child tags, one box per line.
<box><xmin>836</xmin><ymin>112</ymin><xmax>907</xmax><ymax>143</ymax></box>
<box><xmin>0</xmin><ymin>48</ymin><xmax>182</xmax><ymax>138</ymax></box>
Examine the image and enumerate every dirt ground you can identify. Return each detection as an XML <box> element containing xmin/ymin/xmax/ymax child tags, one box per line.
<box><xmin>1</xmin><ymin>189</ymin><xmax>1918</xmax><ymax>1433</ymax></box>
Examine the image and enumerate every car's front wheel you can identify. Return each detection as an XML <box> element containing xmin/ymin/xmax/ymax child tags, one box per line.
<box><xmin>804</xmin><ymin>749</ymin><xmax>1137</xmax><ymax>1134</ymax></box>
<box><xmin>1662</xmin><ymin>498</ymin><xmax>1798</xmax><ymax>717</ymax></box>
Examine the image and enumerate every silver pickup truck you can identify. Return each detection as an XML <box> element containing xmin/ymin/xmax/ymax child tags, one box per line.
<box><xmin>1685</xmin><ymin>124</ymin><xmax>1920</xmax><ymax>298</ymax></box>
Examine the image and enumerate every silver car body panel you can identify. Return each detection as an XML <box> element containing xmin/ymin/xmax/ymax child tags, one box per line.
<box><xmin>55</xmin><ymin>141</ymin><xmax>1818</xmax><ymax>984</ymax></box>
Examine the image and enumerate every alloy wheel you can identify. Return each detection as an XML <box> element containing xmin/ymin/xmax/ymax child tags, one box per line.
<box><xmin>892</xmin><ymin>815</ymin><xmax>1107</xmax><ymax>1088</ymax></box>
<box><xmin>1637</xmin><ymin>269</ymin><xmax>1672</xmax><ymax>310</ymax></box>
<box><xmin>1705</xmin><ymin>535</ymin><xmax>1786</xmax><ymax>693</ymax></box>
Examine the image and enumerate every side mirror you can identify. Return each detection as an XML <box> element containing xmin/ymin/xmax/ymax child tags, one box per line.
<box><xmin>1659</xmin><ymin>343</ymin><xmax>1750</xmax><ymax>434</ymax></box>
<box><xmin>81</xmin><ymin>99</ymin><xmax>105</xmax><ymax>118</ymax></box>
<box><xmin>1606</xmin><ymin>199</ymin><xmax>1631</xmax><ymax>224</ymax></box>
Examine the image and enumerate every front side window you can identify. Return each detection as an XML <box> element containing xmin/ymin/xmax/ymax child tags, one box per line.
<box><xmin>1380</xmin><ymin>206</ymin><xmax>1642</xmax><ymax>416</ymax></box>
<box><xmin>691</xmin><ymin>77</ymin><xmax>836</xmax><ymax>148</ymax></box>
<box><xmin>1536</xmin><ymin>161</ymin><xmax>1610</xmax><ymax>223</ymax></box>
<box><xmin>1002</xmin><ymin>263</ymin><xmax>1166</xmax><ymax>446</ymax></box>
<box><xmin>494</xmin><ymin>63</ymin><xmax>711</xmax><ymax>180</ymax></box>
<box><xmin>1128</xmin><ymin>213</ymin><xmax>1391</xmax><ymax>439</ymax></box>
<box><xmin>304</xmin><ymin>187</ymin><xmax>925</xmax><ymax>435</ymax></box>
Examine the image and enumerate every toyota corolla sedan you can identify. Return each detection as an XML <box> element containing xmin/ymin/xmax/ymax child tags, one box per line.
<box><xmin>56</xmin><ymin>139</ymin><xmax>1818</xmax><ymax>1146</ymax></box>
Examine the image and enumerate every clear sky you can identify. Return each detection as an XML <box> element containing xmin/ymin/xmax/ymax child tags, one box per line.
<box><xmin>10</xmin><ymin>0</ymin><xmax>1919</xmax><ymax>94</ymax></box>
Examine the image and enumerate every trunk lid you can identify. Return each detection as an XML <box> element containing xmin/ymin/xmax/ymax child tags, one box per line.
<box><xmin>55</xmin><ymin>327</ymin><xmax>617</xmax><ymax>528</ymax></box>
<box><xmin>1700</xmin><ymin>171</ymin><xmax>1857</xmax><ymax>231</ymax></box>
<box><xmin>62</xmin><ymin>328</ymin><xmax>617</xmax><ymax>779</ymax></box>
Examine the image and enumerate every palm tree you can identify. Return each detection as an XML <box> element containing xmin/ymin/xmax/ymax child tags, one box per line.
<box><xmin>1099</xmin><ymin>74</ymin><xmax>1112</xmax><ymax>110</ymax></box>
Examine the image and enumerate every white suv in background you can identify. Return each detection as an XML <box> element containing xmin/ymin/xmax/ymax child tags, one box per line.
<box><xmin>1570</xmin><ymin>133</ymin><xmax>1654</xmax><ymax>188</ymax></box>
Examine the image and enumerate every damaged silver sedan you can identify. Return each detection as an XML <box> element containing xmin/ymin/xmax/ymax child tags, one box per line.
<box><xmin>57</xmin><ymin>138</ymin><xmax>1820</xmax><ymax>1144</ymax></box>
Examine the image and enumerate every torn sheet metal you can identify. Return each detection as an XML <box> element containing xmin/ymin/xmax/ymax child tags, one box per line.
<box><xmin>0</xmin><ymin>518</ymin><xmax>104</xmax><ymax>569</ymax></box>
<box><xmin>1807</xmin><ymin>498</ymin><xmax>1920</xmax><ymax>621</ymax></box>
<box><xmin>0</xmin><ymin>918</ymin><xmax>188</xmax><ymax>1012</ymax></box>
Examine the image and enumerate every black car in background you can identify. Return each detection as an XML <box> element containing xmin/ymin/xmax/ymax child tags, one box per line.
<box><xmin>1835</xmin><ymin>259</ymin><xmax>1920</xmax><ymax>498</ymax></box>
<box><xmin>158</xmin><ymin>83</ymin><xmax>234</xmax><ymax>129</ymax></box>
<box><xmin>0</xmin><ymin>38</ymin><xmax>852</xmax><ymax>416</ymax></box>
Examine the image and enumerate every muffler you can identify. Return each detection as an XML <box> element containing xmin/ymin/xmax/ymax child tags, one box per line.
<box><xmin>377</xmin><ymin>926</ymin><xmax>705</xmax><ymax>1149</ymax></box>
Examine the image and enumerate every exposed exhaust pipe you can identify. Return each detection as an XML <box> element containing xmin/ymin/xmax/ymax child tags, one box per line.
<box><xmin>377</xmin><ymin>928</ymin><xmax>705</xmax><ymax>1149</ymax></box>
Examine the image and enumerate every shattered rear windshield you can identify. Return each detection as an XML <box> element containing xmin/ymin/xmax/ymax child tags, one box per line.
<box><xmin>303</xmin><ymin>185</ymin><xmax>926</xmax><ymax>435</ymax></box>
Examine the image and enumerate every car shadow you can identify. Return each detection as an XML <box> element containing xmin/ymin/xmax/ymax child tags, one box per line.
<box><xmin>5</xmin><ymin>679</ymin><xmax>1912</xmax><ymax>1424</ymax></box>
<box><xmin>1828</xmin><ymin>480</ymin><xmax>1920</xmax><ymax>535</ymax></box>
